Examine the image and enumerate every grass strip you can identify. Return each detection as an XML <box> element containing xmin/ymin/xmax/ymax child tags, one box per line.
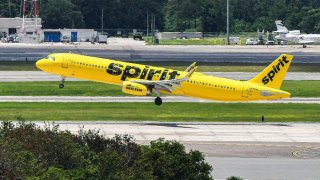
<box><xmin>0</xmin><ymin>102</ymin><xmax>319</xmax><ymax>122</ymax></box>
<box><xmin>0</xmin><ymin>81</ymin><xmax>319</xmax><ymax>97</ymax></box>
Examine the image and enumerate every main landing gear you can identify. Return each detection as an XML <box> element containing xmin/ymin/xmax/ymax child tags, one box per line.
<box><xmin>155</xmin><ymin>97</ymin><xmax>162</xmax><ymax>106</ymax></box>
<box><xmin>59</xmin><ymin>77</ymin><xmax>65</xmax><ymax>89</ymax></box>
<box><xmin>154</xmin><ymin>87</ymin><xmax>162</xmax><ymax>106</ymax></box>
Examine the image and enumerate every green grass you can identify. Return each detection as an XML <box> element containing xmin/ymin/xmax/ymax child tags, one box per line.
<box><xmin>0</xmin><ymin>102</ymin><xmax>319</xmax><ymax>122</ymax></box>
<box><xmin>0</xmin><ymin>61</ymin><xmax>319</xmax><ymax>72</ymax></box>
<box><xmin>0</xmin><ymin>81</ymin><xmax>124</xmax><ymax>96</ymax></box>
<box><xmin>154</xmin><ymin>38</ymin><xmax>228</xmax><ymax>45</ymax></box>
<box><xmin>145</xmin><ymin>37</ymin><xmax>249</xmax><ymax>45</ymax></box>
<box><xmin>0</xmin><ymin>81</ymin><xmax>319</xmax><ymax>97</ymax></box>
<box><xmin>281</xmin><ymin>81</ymin><xmax>320</xmax><ymax>97</ymax></box>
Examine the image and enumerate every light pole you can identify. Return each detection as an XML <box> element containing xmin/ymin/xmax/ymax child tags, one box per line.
<box><xmin>101</xmin><ymin>8</ymin><xmax>104</xmax><ymax>34</ymax></box>
<box><xmin>8</xmin><ymin>0</ymin><xmax>12</xmax><ymax>17</ymax></box>
<box><xmin>226</xmin><ymin>0</ymin><xmax>230</xmax><ymax>45</ymax></box>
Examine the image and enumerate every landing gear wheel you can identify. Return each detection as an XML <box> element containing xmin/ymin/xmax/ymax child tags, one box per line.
<box><xmin>59</xmin><ymin>84</ymin><xmax>65</xmax><ymax>89</ymax></box>
<box><xmin>303</xmin><ymin>44</ymin><xmax>307</xmax><ymax>48</ymax></box>
<box><xmin>155</xmin><ymin>97</ymin><xmax>162</xmax><ymax>106</ymax></box>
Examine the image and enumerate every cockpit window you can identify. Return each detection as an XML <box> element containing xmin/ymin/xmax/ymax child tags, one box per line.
<box><xmin>47</xmin><ymin>56</ymin><xmax>55</xmax><ymax>61</ymax></box>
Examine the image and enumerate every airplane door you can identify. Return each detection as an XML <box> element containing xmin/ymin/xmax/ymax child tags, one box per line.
<box><xmin>61</xmin><ymin>57</ymin><xmax>68</xmax><ymax>68</ymax></box>
<box><xmin>241</xmin><ymin>83</ymin><xmax>252</xmax><ymax>98</ymax></box>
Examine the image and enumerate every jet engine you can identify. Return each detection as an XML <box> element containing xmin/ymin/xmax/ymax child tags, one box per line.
<box><xmin>122</xmin><ymin>81</ymin><xmax>151</xmax><ymax>96</ymax></box>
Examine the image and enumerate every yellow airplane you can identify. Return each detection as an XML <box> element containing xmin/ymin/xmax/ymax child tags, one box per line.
<box><xmin>36</xmin><ymin>53</ymin><xmax>293</xmax><ymax>105</ymax></box>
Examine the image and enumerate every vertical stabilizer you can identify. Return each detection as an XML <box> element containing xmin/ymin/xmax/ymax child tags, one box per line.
<box><xmin>275</xmin><ymin>20</ymin><xmax>289</xmax><ymax>33</ymax></box>
<box><xmin>249</xmin><ymin>54</ymin><xmax>294</xmax><ymax>89</ymax></box>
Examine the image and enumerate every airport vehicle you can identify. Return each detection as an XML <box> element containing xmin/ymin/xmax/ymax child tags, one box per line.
<box><xmin>275</xmin><ymin>20</ymin><xmax>320</xmax><ymax>48</ymax></box>
<box><xmin>133</xmin><ymin>32</ymin><xmax>143</xmax><ymax>40</ymax></box>
<box><xmin>246</xmin><ymin>39</ymin><xmax>258</xmax><ymax>45</ymax></box>
<box><xmin>97</xmin><ymin>34</ymin><xmax>108</xmax><ymax>44</ymax></box>
<box><xmin>265</xmin><ymin>40</ymin><xmax>275</xmax><ymax>45</ymax></box>
<box><xmin>61</xmin><ymin>36</ymin><xmax>70</xmax><ymax>43</ymax></box>
<box><xmin>36</xmin><ymin>54</ymin><xmax>293</xmax><ymax>105</ymax></box>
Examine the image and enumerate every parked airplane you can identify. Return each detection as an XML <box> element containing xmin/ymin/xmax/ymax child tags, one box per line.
<box><xmin>36</xmin><ymin>53</ymin><xmax>293</xmax><ymax>105</ymax></box>
<box><xmin>275</xmin><ymin>20</ymin><xmax>320</xmax><ymax>48</ymax></box>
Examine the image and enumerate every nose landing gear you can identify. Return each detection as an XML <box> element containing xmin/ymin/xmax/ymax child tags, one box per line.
<box><xmin>59</xmin><ymin>77</ymin><xmax>65</xmax><ymax>89</ymax></box>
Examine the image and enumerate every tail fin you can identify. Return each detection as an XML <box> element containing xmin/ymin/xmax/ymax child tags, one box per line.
<box><xmin>249</xmin><ymin>54</ymin><xmax>294</xmax><ymax>89</ymax></box>
<box><xmin>275</xmin><ymin>20</ymin><xmax>288</xmax><ymax>33</ymax></box>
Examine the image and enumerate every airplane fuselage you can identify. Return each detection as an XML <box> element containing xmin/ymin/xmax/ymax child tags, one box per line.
<box><xmin>36</xmin><ymin>53</ymin><xmax>290</xmax><ymax>102</ymax></box>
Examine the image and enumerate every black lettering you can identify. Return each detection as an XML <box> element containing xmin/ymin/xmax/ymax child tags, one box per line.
<box><xmin>121</xmin><ymin>66</ymin><xmax>141</xmax><ymax>81</ymax></box>
<box><xmin>267</xmin><ymin>70</ymin><xmax>276</xmax><ymax>81</ymax></box>
<box><xmin>282</xmin><ymin>56</ymin><xmax>289</xmax><ymax>63</ymax></box>
<box><xmin>279</xmin><ymin>59</ymin><xmax>285</xmax><ymax>67</ymax></box>
<box><xmin>140</xmin><ymin>66</ymin><xmax>149</xmax><ymax>79</ymax></box>
<box><xmin>272</xmin><ymin>66</ymin><xmax>278</xmax><ymax>73</ymax></box>
<box><xmin>276</xmin><ymin>63</ymin><xmax>281</xmax><ymax>71</ymax></box>
<box><xmin>107</xmin><ymin>63</ymin><xmax>123</xmax><ymax>76</ymax></box>
<box><xmin>147</xmin><ymin>69</ymin><xmax>155</xmax><ymax>80</ymax></box>
<box><xmin>169</xmin><ymin>71</ymin><xmax>180</xmax><ymax>80</ymax></box>
<box><xmin>160</xmin><ymin>69</ymin><xmax>169</xmax><ymax>80</ymax></box>
<box><xmin>262</xmin><ymin>76</ymin><xmax>269</xmax><ymax>84</ymax></box>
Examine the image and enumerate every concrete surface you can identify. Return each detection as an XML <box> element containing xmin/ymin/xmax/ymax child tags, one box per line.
<box><xmin>1</xmin><ymin>71</ymin><xmax>319</xmax><ymax>82</ymax></box>
<box><xmin>0</xmin><ymin>96</ymin><xmax>319</xmax><ymax>104</ymax></box>
<box><xmin>1</xmin><ymin>43</ymin><xmax>320</xmax><ymax>63</ymax></box>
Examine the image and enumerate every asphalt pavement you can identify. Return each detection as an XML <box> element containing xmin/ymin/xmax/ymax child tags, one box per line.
<box><xmin>0</xmin><ymin>96</ymin><xmax>319</xmax><ymax>104</ymax></box>
<box><xmin>1</xmin><ymin>71</ymin><xmax>319</xmax><ymax>82</ymax></box>
<box><xmin>1</xmin><ymin>43</ymin><xmax>320</xmax><ymax>63</ymax></box>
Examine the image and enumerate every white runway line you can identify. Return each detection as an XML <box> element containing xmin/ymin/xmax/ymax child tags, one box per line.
<box><xmin>0</xmin><ymin>96</ymin><xmax>319</xmax><ymax>103</ymax></box>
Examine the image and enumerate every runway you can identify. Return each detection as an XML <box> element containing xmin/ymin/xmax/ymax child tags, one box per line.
<box><xmin>33</xmin><ymin>121</ymin><xmax>320</xmax><ymax>179</ymax></box>
<box><xmin>1</xmin><ymin>96</ymin><xmax>319</xmax><ymax>103</ymax></box>
<box><xmin>1</xmin><ymin>71</ymin><xmax>319</xmax><ymax>82</ymax></box>
<box><xmin>1</xmin><ymin>43</ymin><xmax>320</xmax><ymax>63</ymax></box>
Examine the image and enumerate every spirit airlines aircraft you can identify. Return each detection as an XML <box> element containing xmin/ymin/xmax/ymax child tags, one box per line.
<box><xmin>275</xmin><ymin>20</ymin><xmax>320</xmax><ymax>48</ymax></box>
<box><xmin>36</xmin><ymin>53</ymin><xmax>293</xmax><ymax>105</ymax></box>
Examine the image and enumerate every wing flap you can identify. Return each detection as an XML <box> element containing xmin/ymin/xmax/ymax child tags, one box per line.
<box><xmin>131</xmin><ymin>62</ymin><xmax>197</xmax><ymax>93</ymax></box>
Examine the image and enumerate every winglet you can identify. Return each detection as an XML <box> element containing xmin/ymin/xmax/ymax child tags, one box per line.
<box><xmin>185</xmin><ymin>62</ymin><xmax>197</xmax><ymax>72</ymax></box>
<box><xmin>185</xmin><ymin>65</ymin><xmax>197</xmax><ymax>79</ymax></box>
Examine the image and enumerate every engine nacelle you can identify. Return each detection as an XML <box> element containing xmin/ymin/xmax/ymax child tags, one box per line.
<box><xmin>122</xmin><ymin>81</ymin><xmax>151</xmax><ymax>96</ymax></box>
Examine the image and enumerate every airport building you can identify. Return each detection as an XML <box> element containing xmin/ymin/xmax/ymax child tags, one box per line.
<box><xmin>42</xmin><ymin>29</ymin><xmax>97</xmax><ymax>43</ymax></box>
<box><xmin>0</xmin><ymin>18</ymin><xmax>97</xmax><ymax>43</ymax></box>
<box><xmin>0</xmin><ymin>17</ymin><xmax>41</xmax><ymax>35</ymax></box>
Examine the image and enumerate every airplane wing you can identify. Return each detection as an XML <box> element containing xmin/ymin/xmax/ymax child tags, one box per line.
<box><xmin>131</xmin><ymin>63</ymin><xmax>197</xmax><ymax>92</ymax></box>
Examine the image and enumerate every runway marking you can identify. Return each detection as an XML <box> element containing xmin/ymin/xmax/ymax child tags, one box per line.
<box><xmin>292</xmin><ymin>148</ymin><xmax>320</xmax><ymax>159</ymax></box>
<box><xmin>185</xmin><ymin>142</ymin><xmax>320</xmax><ymax>149</ymax></box>
<box><xmin>0</xmin><ymin>96</ymin><xmax>319</xmax><ymax>104</ymax></box>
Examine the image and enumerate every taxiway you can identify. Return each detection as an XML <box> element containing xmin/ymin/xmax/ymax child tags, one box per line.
<box><xmin>0</xmin><ymin>96</ymin><xmax>319</xmax><ymax>104</ymax></box>
<box><xmin>0</xmin><ymin>71</ymin><xmax>319</xmax><ymax>82</ymax></box>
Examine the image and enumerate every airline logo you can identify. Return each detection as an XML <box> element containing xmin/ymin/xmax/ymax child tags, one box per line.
<box><xmin>262</xmin><ymin>56</ymin><xmax>290</xmax><ymax>85</ymax></box>
<box><xmin>125</xmin><ymin>84</ymin><xmax>143</xmax><ymax>92</ymax></box>
<box><xmin>106</xmin><ymin>63</ymin><xmax>180</xmax><ymax>81</ymax></box>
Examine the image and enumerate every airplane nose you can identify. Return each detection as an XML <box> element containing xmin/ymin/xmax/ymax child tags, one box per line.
<box><xmin>36</xmin><ymin>59</ymin><xmax>48</xmax><ymax>71</ymax></box>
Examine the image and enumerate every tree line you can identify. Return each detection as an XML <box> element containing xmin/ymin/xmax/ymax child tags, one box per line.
<box><xmin>0</xmin><ymin>0</ymin><xmax>319</xmax><ymax>33</ymax></box>
<box><xmin>0</xmin><ymin>121</ymin><xmax>212</xmax><ymax>179</ymax></box>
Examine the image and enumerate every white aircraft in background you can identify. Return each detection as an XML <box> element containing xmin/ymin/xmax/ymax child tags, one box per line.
<box><xmin>274</xmin><ymin>20</ymin><xmax>320</xmax><ymax>48</ymax></box>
